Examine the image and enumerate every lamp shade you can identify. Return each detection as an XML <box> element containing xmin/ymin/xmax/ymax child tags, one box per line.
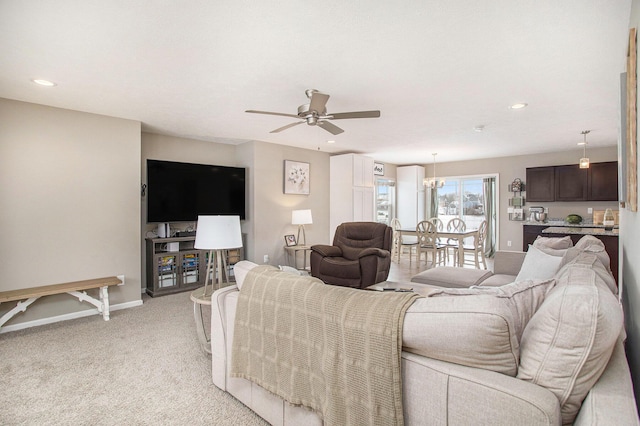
<box><xmin>291</xmin><ymin>209</ymin><xmax>313</xmax><ymax>225</ymax></box>
<box><xmin>194</xmin><ymin>215</ymin><xmax>243</xmax><ymax>250</ymax></box>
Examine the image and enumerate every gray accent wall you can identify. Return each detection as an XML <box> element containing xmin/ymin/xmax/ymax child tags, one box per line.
<box><xmin>0</xmin><ymin>98</ymin><xmax>142</xmax><ymax>325</ymax></box>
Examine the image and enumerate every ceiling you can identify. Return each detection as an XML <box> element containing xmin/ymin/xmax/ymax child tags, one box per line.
<box><xmin>0</xmin><ymin>1</ymin><xmax>633</xmax><ymax>164</ymax></box>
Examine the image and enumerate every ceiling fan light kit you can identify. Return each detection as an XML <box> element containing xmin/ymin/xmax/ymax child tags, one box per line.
<box><xmin>246</xmin><ymin>89</ymin><xmax>381</xmax><ymax>135</ymax></box>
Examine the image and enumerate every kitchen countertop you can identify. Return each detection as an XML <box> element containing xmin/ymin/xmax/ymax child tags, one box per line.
<box><xmin>523</xmin><ymin>220</ymin><xmax>619</xmax><ymax>229</ymax></box>
<box><xmin>541</xmin><ymin>226</ymin><xmax>619</xmax><ymax>237</ymax></box>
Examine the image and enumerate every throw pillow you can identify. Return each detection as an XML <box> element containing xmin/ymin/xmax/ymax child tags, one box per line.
<box><xmin>562</xmin><ymin>235</ymin><xmax>612</xmax><ymax>274</ymax></box>
<box><xmin>517</xmin><ymin>266</ymin><xmax>623</xmax><ymax>425</ymax></box>
<box><xmin>278</xmin><ymin>265</ymin><xmax>304</xmax><ymax>275</ymax></box>
<box><xmin>556</xmin><ymin>250</ymin><xmax>617</xmax><ymax>295</ymax></box>
<box><xmin>429</xmin><ymin>278</ymin><xmax>556</xmax><ymax>340</ymax></box>
<box><xmin>533</xmin><ymin>235</ymin><xmax>573</xmax><ymax>250</ymax></box>
<box><xmin>515</xmin><ymin>245</ymin><xmax>563</xmax><ymax>282</ymax></box>
<box><xmin>233</xmin><ymin>260</ymin><xmax>259</xmax><ymax>290</ymax></box>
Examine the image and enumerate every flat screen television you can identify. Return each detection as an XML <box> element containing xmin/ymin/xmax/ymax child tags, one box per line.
<box><xmin>146</xmin><ymin>159</ymin><xmax>246</xmax><ymax>223</ymax></box>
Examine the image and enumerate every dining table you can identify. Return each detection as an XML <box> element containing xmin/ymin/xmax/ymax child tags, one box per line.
<box><xmin>399</xmin><ymin>228</ymin><xmax>479</xmax><ymax>266</ymax></box>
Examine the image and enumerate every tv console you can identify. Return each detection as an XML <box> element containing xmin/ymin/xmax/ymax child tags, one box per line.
<box><xmin>145</xmin><ymin>236</ymin><xmax>244</xmax><ymax>297</ymax></box>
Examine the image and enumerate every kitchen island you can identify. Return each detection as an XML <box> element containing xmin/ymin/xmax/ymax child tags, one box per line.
<box><xmin>522</xmin><ymin>223</ymin><xmax>619</xmax><ymax>284</ymax></box>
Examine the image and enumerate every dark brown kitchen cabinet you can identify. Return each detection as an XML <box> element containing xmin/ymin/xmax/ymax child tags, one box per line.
<box><xmin>525</xmin><ymin>162</ymin><xmax>618</xmax><ymax>202</ymax></box>
<box><xmin>525</xmin><ymin>167</ymin><xmax>555</xmax><ymax>202</ymax></box>
<box><xmin>588</xmin><ymin>161</ymin><xmax>619</xmax><ymax>201</ymax></box>
<box><xmin>555</xmin><ymin>165</ymin><xmax>588</xmax><ymax>201</ymax></box>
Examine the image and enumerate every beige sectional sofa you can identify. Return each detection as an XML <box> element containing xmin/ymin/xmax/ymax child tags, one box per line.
<box><xmin>211</xmin><ymin>236</ymin><xmax>639</xmax><ymax>425</ymax></box>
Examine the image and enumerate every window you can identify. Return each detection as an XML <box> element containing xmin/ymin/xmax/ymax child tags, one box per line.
<box><xmin>375</xmin><ymin>179</ymin><xmax>395</xmax><ymax>225</ymax></box>
<box><xmin>437</xmin><ymin>178</ymin><xmax>485</xmax><ymax>229</ymax></box>
<box><xmin>432</xmin><ymin>174</ymin><xmax>498</xmax><ymax>256</ymax></box>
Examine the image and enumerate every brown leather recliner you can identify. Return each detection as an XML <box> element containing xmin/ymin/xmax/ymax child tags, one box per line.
<box><xmin>310</xmin><ymin>222</ymin><xmax>393</xmax><ymax>289</ymax></box>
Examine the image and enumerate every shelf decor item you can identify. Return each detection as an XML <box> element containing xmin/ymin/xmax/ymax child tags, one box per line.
<box><xmin>284</xmin><ymin>160</ymin><xmax>310</xmax><ymax>194</ymax></box>
<box><xmin>194</xmin><ymin>215</ymin><xmax>243</xmax><ymax>298</ymax></box>
<box><xmin>603</xmin><ymin>209</ymin><xmax>615</xmax><ymax>231</ymax></box>
<box><xmin>508</xmin><ymin>178</ymin><xmax>525</xmax><ymax>209</ymax></box>
<box><xmin>284</xmin><ymin>234</ymin><xmax>297</xmax><ymax>247</ymax></box>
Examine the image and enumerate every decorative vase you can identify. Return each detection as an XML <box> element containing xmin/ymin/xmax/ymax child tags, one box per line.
<box><xmin>603</xmin><ymin>208</ymin><xmax>615</xmax><ymax>231</ymax></box>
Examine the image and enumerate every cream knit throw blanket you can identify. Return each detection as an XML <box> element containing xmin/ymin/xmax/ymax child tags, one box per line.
<box><xmin>230</xmin><ymin>266</ymin><xmax>419</xmax><ymax>426</ymax></box>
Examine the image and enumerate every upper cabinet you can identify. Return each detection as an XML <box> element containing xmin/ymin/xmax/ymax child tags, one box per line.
<box><xmin>588</xmin><ymin>161</ymin><xmax>619</xmax><ymax>201</ymax></box>
<box><xmin>526</xmin><ymin>167</ymin><xmax>555</xmax><ymax>202</ymax></box>
<box><xmin>526</xmin><ymin>162</ymin><xmax>618</xmax><ymax>202</ymax></box>
<box><xmin>554</xmin><ymin>165</ymin><xmax>588</xmax><ymax>201</ymax></box>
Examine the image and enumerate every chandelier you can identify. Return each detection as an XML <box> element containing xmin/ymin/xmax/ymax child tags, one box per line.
<box><xmin>423</xmin><ymin>153</ymin><xmax>445</xmax><ymax>189</ymax></box>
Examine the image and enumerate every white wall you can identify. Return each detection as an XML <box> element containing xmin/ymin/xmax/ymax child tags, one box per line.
<box><xmin>625</xmin><ymin>0</ymin><xmax>640</xmax><ymax>407</ymax></box>
<box><xmin>0</xmin><ymin>98</ymin><xmax>141</xmax><ymax>324</ymax></box>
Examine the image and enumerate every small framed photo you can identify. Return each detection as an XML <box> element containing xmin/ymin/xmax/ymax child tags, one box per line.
<box><xmin>284</xmin><ymin>234</ymin><xmax>297</xmax><ymax>246</ymax></box>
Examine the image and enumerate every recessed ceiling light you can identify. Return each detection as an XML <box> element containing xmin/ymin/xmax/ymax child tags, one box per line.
<box><xmin>509</xmin><ymin>103</ymin><xmax>528</xmax><ymax>109</ymax></box>
<box><xmin>327</xmin><ymin>140</ymin><xmax>335</xmax><ymax>144</ymax></box>
<box><xmin>473</xmin><ymin>125</ymin><xmax>485</xmax><ymax>132</ymax></box>
<box><xmin>32</xmin><ymin>79</ymin><xmax>56</xmax><ymax>87</ymax></box>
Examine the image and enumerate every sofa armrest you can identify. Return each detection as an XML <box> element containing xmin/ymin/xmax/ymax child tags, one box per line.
<box><xmin>574</xmin><ymin>337</ymin><xmax>640</xmax><ymax>426</ymax></box>
<box><xmin>310</xmin><ymin>244</ymin><xmax>342</xmax><ymax>257</ymax></box>
<box><xmin>402</xmin><ymin>351</ymin><xmax>561</xmax><ymax>425</ymax></box>
<box><xmin>493</xmin><ymin>250</ymin><xmax>526</xmax><ymax>276</ymax></box>
<box><xmin>211</xmin><ymin>285</ymin><xmax>240</xmax><ymax>390</ymax></box>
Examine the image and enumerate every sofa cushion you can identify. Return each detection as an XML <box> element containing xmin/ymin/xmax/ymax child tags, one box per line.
<box><xmin>516</xmin><ymin>265</ymin><xmax>623</xmax><ymax>425</ymax></box>
<box><xmin>533</xmin><ymin>235</ymin><xmax>573</xmax><ymax>249</ymax></box>
<box><xmin>403</xmin><ymin>295</ymin><xmax>520</xmax><ymax>376</ymax></box>
<box><xmin>233</xmin><ymin>260</ymin><xmax>259</xmax><ymax>290</ymax></box>
<box><xmin>515</xmin><ymin>245</ymin><xmax>563</xmax><ymax>282</ymax></box>
<box><xmin>479</xmin><ymin>274</ymin><xmax>516</xmax><ymax>287</ymax></box>
<box><xmin>428</xmin><ymin>278</ymin><xmax>556</xmax><ymax>341</ymax></box>
<box><xmin>410</xmin><ymin>267</ymin><xmax>492</xmax><ymax>288</ymax></box>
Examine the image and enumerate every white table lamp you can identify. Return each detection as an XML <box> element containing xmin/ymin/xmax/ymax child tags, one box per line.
<box><xmin>194</xmin><ymin>215</ymin><xmax>243</xmax><ymax>298</ymax></box>
<box><xmin>291</xmin><ymin>209</ymin><xmax>312</xmax><ymax>246</ymax></box>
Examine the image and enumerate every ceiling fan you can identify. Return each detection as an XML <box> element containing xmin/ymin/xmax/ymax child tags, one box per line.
<box><xmin>245</xmin><ymin>89</ymin><xmax>381</xmax><ymax>135</ymax></box>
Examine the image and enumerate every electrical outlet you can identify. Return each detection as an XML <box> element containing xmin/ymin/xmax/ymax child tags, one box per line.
<box><xmin>507</xmin><ymin>241</ymin><xmax>512</xmax><ymax>247</ymax></box>
<box><xmin>263</xmin><ymin>255</ymin><xmax>269</xmax><ymax>263</ymax></box>
<box><xmin>587</xmin><ymin>207</ymin><xmax>593</xmax><ymax>214</ymax></box>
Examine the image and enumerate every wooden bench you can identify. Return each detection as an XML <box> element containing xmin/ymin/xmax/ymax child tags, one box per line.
<box><xmin>0</xmin><ymin>276</ymin><xmax>123</xmax><ymax>330</ymax></box>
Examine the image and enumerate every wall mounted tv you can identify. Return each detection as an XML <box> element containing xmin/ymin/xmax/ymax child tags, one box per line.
<box><xmin>146</xmin><ymin>159</ymin><xmax>246</xmax><ymax>223</ymax></box>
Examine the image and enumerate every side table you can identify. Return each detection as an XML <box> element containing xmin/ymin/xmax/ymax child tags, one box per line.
<box><xmin>283</xmin><ymin>245</ymin><xmax>312</xmax><ymax>271</ymax></box>
<box><xmin>190</xmin><ymin>287</ymin><xmax>212</xmax><ymax>354</ymax></box>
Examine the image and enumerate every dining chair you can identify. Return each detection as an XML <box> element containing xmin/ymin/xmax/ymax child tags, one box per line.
<box><xmin>428</xmin><ymin>217</ymin><xmax>444</xmax><ymax>231</ymax></box>
<box><xmin>461</xmin><ymin>220</ymin><xmax>488</xmax><ymax>269</ymax></box>
<box><xmin>390</xmin><ymin>218</ymin><xmax>418</xmax><ymax>263</ymax></box>
<box><xmin>446</xmin><ymin>218</ymin><xmax>466</xmax><ymax>266</ymax></box>
<box><xmin>416</xmin><ymin>220</ymin><xmax>447</xmax><ymax>268</ymax></box>
<box><xmin>428</xmin><ymin>217</ymin><xmax>447</xmax><ymax>262</ymax></box>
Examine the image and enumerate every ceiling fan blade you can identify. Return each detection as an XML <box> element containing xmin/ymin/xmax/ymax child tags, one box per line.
<box><xmin>317</xmin><ymin>120</ymin><xmax>344</xmax><ymax>135</ymax></box>
<box><xmin>270</xmin><ymin>121</ymin><xmax>304</xmax><ymax>133</ymax></box>
<box><xmin>329</xmin><ymin>110</ymin><xmax>381</xmax><ymax>120</ymax></box>
<box><xmin>309</xmin><ymin>92</ymin><xmax>330</xmax><ymax>113</ymax></box>
<box><xmin>246</xmin><ymin>110</ymin><xmax>300</xmax><ymax>119</ymax></box>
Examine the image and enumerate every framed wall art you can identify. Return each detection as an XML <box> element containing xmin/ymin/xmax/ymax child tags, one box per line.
<box><xmin>284</xmin><ymin>160</ymin><xmax>310</xmax><ymax>195</ymax></box>
<box><xmin>627</xmin><ymin>28</ymin><xmax>638</xmax><ymax>212</ymax></box>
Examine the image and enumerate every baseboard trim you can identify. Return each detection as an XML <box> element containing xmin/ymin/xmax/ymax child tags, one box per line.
<box><xmin>0</xmin><ymin>299</ymin><xmax>144</xmax><ymax>334</ymax></box>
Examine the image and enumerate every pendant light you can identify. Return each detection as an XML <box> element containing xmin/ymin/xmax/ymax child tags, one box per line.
<box><xmin>579</xmin><ymin>130</ymin><xmax>590</xmax><ymax>169</ymax></box>
<box><xmin>423</xmin><ymin>153</ymin><xmax>445</xmax><ymax>188</ymax></box>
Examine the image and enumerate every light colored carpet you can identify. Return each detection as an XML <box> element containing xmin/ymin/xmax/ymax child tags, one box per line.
<box><xmin>0</xmin><ymin>292</ymin><xmax>268</xmax><ymax>426</ymax></box>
